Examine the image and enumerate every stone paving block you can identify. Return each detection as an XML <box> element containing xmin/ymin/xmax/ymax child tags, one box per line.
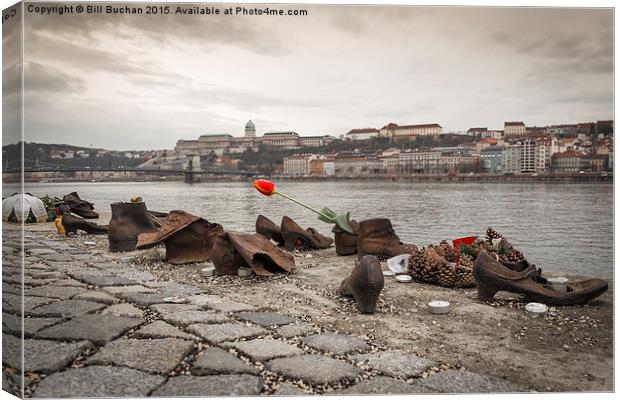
<box><xmin>149</xmin><ymin>303</ymin><xmax>202</xmax><ymax>316</ymax></box>
<box><xmin>192</xmin><ymin>347</ymin><xmax>258</xmax><ymax>375</ymax></box>
<box><xmin>28</xmin><ymin>299</ymin><xmax>106</xmax><ymax>318</ymax></box>
<box><xmin>237</xmin><ymin>312</ymin><xmax>297</xmax><ymax>327</ymax></box>
<box><xmin>86</xmin><ymin>338</ymin><xmax>194</xmax><ymax>374</ymax></box>
<box><xmin>187</xmin><ymin>294</ymin><xmax>257</xmax><ymax>313</ymax></box>
<box><xmin>3</xmin><ymin>313</ymin><xmax>63</xmax><ymax>336</ymax></box>
<box><xmin>273</xmin><ymin>382</ymin><xmax>307</xmax><ymax>396</ymax></box>
<box><xmin>28</xmin><ymin>248</ymin><xmax>57</xmax><ymax>256</ymax></box>
<box><xmin>25</xmin><ymin>285</ymin><xmax>89</xmax><ymax>300</ymax></box>
<box><xmin>114</xmin><ymin>292</ymin><xmax>184</xmax><ymax>306</ymax></box>
<box><xmin>46</xmin><ymin>278</ymin><xmax>87</xmax><ymax>287</ymax></box>
<box><xmin>3</xmin><ymin>334</ymin><xmax>94</xmax><ymax>373</ymax></box>
<box><xmin>222</xmin><ymin>338</ymin><xmax>304</xmax><ymax>362</ymax></box>
<box><xmin>143</xmin><ymin>281</ymin><xmax>204</xmax><ymax>295</ymax></box>
<box><xmin>36</xmin><ymin>313</ymin><xmax>144</xmax><ymax>345</ymax></box>
<box><xmin>337</xmin><ymin>376</ymin><xmax>428</xmax><ymax>394</ymax></box>
<box><xmin>133</xmin><ymin>321</ymin><xmax>198</xmax><ymax>340</ymax></box>
<box><xmin>152</xmin><ymin>374</ymin><xmax>262</xmax><ymax>396</ymax></box>
<box><xmin>25</xmin><ymin>278</ymin><xmax>60</xmax><ymax>287</ymax></box>
<box><xmin>28</xmin><ymin>271</ymin><xmax>65</xmax><ymax>280</ymax></box>
<box><xmin>350</xmin><ymin>350</ymin><xmax>436</xmax><ymax>378</ymax></box>
<box><xmin>73</xmin><ymin>291</ymin><xmax>118</xmax><ymax>305</ymax></box>
<box><xmin>33</xmin><ymin>366</ymin><xmax>165</xmax><ymax>398</ymax></box>
<box><xmin>302</xmin><ymin>333</ymin><xmax>370</xmax><ymax>355</ymax></box>
<box><xmin>266</xmin><ymin>354</ymin><xmax>362</xmax><ymax>386</ymax></box>
<box><xmin>276</xmin><ymin>323</ymin><xmax>317</xmax><ymax>338</ymax></box>
<box><xmin>101</xmin><ymin>303</ymin><xmax>144</xmax><ymax>319</ymax></box>
<box><xmin>2</xmin><ymin>282</ymin><xmax>21</xmax><ymax>295</ymax></box>
<box><xmin>72</xmin><ymin>274</ymin><xmax>138</xmax><ymax>287</ymax></box>
<box><xmin>101</xmin><ymin>285</ymin><xmax>158</xmax><ymax>294</ymax></box>
<box><xmin>187</xmin><ymin>322</ymin><xmax>267</xmax><ymax>343</ymax></box>
<box><xmin>115</xmin><ymin>269</ymin><xmax>159</xmax><ymax>282</ymax></box>
<box><xmin>419</xmin><ymin>369</ymin><xmax>521</xmax><ymax>393</ymax></box>
<box><xmin>162</xmin><ymin>310</ymin><xmax>230</xmax><ymax>326</ymax></box>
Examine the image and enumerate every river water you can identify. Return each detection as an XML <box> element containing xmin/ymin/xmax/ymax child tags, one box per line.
<box><xmin>21</xmin><ymin>181</ymin><xmax>613</xmax><ymax>278</ymax></box>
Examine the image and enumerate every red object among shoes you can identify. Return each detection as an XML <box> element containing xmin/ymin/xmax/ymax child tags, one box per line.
<box><xmin>452</xmin><ymin>236</ymin><xmax>477</xmax><ymax>263</ymax></box>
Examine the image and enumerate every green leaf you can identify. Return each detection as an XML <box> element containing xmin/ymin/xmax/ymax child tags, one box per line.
<box><xmin>317</xmin><ymin>207</ymin><xmax>354</xmax><ymax>233</ymax></box>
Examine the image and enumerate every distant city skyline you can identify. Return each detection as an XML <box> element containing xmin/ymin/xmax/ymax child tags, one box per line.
<box><xmin>3</xmin><ymin>4</ymin><xmax>613</xmax><ymax>150</ymax></box>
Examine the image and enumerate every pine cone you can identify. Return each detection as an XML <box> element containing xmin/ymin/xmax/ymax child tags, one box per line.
<box><xmin>455</xmin><ymin>254</ymin><xmax>476</xmax><ymax>288</ymax></box>
<box><xmin>486</xmin><ymin>227</ymin><xmax>503</xmax><ymax>244</ymax></box>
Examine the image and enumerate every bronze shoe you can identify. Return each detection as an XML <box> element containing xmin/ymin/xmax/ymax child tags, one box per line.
<box><xmin>61</xmin><ymin>214</ymin><xmax>108</xmax><ymax>236</ymax></box>
<box><xmin>356</xmin><ymin>218</ymin><xmax>417</xmax><ymax>260</ymax></box>
<box><xmin>108</xmin><ymin>202</ymin><xmax>158</xmax><ymax>252</ymax></box>
<box><xmin>210</xmin><ymin>232</ymin><xmax>295</xmax><ymax>277</ymax></box>
<box><xmin>137</xmin><ymin>210</ymin><xmax>224</xmax><ymax>264</ymax></box>
<box><xmin>255</xmin><ymin>215</ymin><xmax>285</xmax><ymax>246</ymax></box>
<box><xmin>474</xmin><ymin>251</ymin><xmax>608</xmax><ymax>306</ymax></box>
<box><xmin>332</xmin><ymin>220</ymin><xmax>359</xmax><ymax>255</ymax></box>
<box><xmin>280</xmin><ymin>216</ymin><xmax>333</xmax><ymax>251</ymax></box>
<box><xmin>63</xmin><ymin>192</ymin><xmax>98</xmax><ymax>219</ymax></box>
<box><xmin>339</xmin><ymin>255</ymin><xmax>384</xmax><ymax>313</ymax></box>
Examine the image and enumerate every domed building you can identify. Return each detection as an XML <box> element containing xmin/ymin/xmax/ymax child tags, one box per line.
<box><xmin>244</xmin><ymin>119</ymin><xmax>256</xmax><ymax>138</ymax></box>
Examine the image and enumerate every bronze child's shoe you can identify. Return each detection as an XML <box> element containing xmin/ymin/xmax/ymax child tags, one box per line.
<box><xmin>63</xmin><ymin>192</ymin><xmax>99</xmax><ymax>219</ymax></box>
<box><xmin>356</xmin><ymin>218</ymin><xmax>417</xmax><ymax>260</ymax></box>
<box><xmin>61</xmin><ymin>214</ymin><xmax>108</xmax><ymax>235</ymax></box>
<box><xmin>108</xmin><ymin>201</ymin><xmax>158</xmax><ymax>252</ymax></box>
<box><xmin>137</xmin><ymin>210</ymin><xmax>224</xmax><ymax>264</ymax></box>
<box><xmin>332</xmin><ymin>220</ymin><xmax>359</xmax><ymax>255</ymax></box>
<box><xmin>280</xmin><ymin>216</ymin><xmax>332</xmax><ymax>251</ymax></box>
<box><xmin>255</xmin><ymin>215</ymin><xmax>285</xmax><ymax>246</ymax></box>
<box><xmin>474</xmin><ymin>251</ymin><xmax>608</xmax><ymax>306</ymax></box>
<box><xmin>339</xmin><ymin>255</ymin><xmax>385</xmax><ymax>313</ymax></box>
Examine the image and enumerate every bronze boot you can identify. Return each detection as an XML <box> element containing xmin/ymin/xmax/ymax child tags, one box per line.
<box><xmin>280</xmin><ymin>216</ymin><xmax>332</xmax><ymax>251</ymax></box>
<box><xmin>356</xmin><ymin>218</ymin><xmax>417</xmax><ymax>260</ymax></box>
<box><xmin>61</xmin><ymin>214</ymin><xmax>108</xmax><ymax>236</ymax></box>
<box><xmin>474</xmin><ymin>251</ymin><xmax>608</xmax><ymax>306</ymax></box>
<box><xmin>137</xmin><ymin>210</ymin><xmax>224</xmax><ymax>264</ymax></box>
<box><xmin>255</xmin><ymin>215</ymin><xmax>285</xmax><ymax>246</ymax></box>
<box><xmin>108</xmin><ymin>202</ymin><xmax>158</xmax><ymax>252</ymax></box>
<box><xmin>332</xmin><ymin>220</ymin><xmax>359</xmax><ymax>256</ymax></box>
<box><xmin>339</xmin><ymin>255</ymin><xmax>384</xmax><ymax>313</ymax></box>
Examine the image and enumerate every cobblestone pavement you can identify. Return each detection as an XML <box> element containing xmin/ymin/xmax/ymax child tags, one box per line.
<box><xmin>2</xmin><ymin>232</ymin><xmax>526</xmax><ymax>397</ymax></box>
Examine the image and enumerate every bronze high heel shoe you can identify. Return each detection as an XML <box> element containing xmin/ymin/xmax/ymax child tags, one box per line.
<box><xmin>339</xmin><ymin>255</ymin><xmax>384</xmax><ymax>313</ymax></box>
<box><xmin>61</xmin><ymin>214</ymin><xmax>108</xmax><ymax>235</ymax></box>
<box><xmin>255</xmin><ymin>215</ymin><xmax>285</xmax><ymax>246</ymax></box>
<box><xmin>280</xmin><ymin>216</ymin><xmax>332</xmax><ymax>251</ymax></box>
<box><xmin>474</xmin><ymin>251</ymin><xmax>608</xmax><ymax>306</ymax></box>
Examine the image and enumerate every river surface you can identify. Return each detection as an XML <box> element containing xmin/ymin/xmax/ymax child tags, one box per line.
<box><xmin>19</xmin><ymin>181</ymin><xmax>614</xmax><ymax>278</ymax></box>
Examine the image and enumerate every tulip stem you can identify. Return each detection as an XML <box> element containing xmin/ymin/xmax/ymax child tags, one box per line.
<box><xmin>273</xmin><ymin>191</ymin><xmax>330</xmax><ymax>220</ymax></box>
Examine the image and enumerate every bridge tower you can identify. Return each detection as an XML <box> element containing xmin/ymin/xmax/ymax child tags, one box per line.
<box><xmin>184</xmin><ymin>159</ymin><xmax>194</xmax><ymax>184</ymax></box>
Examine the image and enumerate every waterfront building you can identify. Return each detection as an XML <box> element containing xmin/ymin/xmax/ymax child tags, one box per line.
<box><xmin>550</xmin><ymin>151</ymin><xmax>587</xmax><ymax>173</ymax></box>
<box><xmin>309</xmin><ymin>158</ymin><xmax>325</xmax><ymax>176</ymax></box>
<box><xmin>438</xmin><ymin>153</ymin><xmax>477</xmax><ymax>174</ymax></box>
<box><xmin>480</xmin><ymin>145</ymin><xmax>503</xmax><ymax>173</ymax></box>
<box><xmin>501</xmin><ymin>144</ymin><xmax>522</xmax><ymax>174</ymax></box>
<box><xmin>323</xmin><ymin>158</ymin><xmax>335</xmax><ymax>176</ymax></box>
<box><xmin>398</xmin><ymin>149</ymin><xmax>441</xmax><ymax>174</ymax></box>
<box><xmin>379</xmin><ymin>153</ymin><xmax>400</xmax><ymax>175</ymax></box>
<box><xmin>476</xmin><ymin>138</ymin><xmax>498</xmax><ymax>152</ymax></box>
<box><xmin>520</xmin><ymin>139</ymin><xmax>536</xmax><ymax>173</ymax></box>
<box><xmin>380</xmin><ymin>122</ymin><xmax>442</xmax><ymax>143</ymax></box>
<box><xmin>504</xmin><ymin>121</ymin><xmax>526</xmax><ymax>138</ymax></box>
<box><xmin>345</xmin><ymin>128</ymin><xmax>380</xmax><ymax>141</ymax></box>
<box><xmin>283</xmin><ymin>154</ymin><xmax>315</xmax><ymax>176</ymax></box>
<box><xmin>467</xmin><ymin>127</ymin><xmax>487</xmax><ymax>137</ymax></box>
<box><xmin>481</xmin><ymin>130</ymin><xmax>504</xmax><ymax>139</ymax></box>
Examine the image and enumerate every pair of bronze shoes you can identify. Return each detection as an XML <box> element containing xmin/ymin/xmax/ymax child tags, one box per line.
<box><xmin>333</xmin><ymin>218</ymin><xmax>417</xmax><ymax>259</ymax></box>
<box><xmin>474</xmin><ymin>251</ymin><xmax>608</xmax><ymax>306</ymax></box>
<box><xmin>135</xmin><ymin>210</ymin><xmax>294</xmax><ymax>276</ymax></box>
<box><xmin>255</xmin><ymin>215</ymin><xmax>333</xmax><ymax>251</ymax></box>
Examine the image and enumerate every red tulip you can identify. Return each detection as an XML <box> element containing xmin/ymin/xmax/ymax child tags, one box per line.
<box><xmin>254</xmin><ymin>179</ymin><xmax>276</xmax><ymax>196</ymax></box>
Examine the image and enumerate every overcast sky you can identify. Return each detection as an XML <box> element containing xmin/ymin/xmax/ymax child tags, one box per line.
<box><xmin>2</xmin><ymin>4</ymin><xmax>614</xmax><ymax>150</ymax></box>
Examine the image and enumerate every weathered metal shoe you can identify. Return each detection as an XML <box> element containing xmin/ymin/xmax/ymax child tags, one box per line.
<box><xmin>339</xmin><ymin>255</ymin><xmax>384</xmax><ymax>313</ymax></box>
<box><xmin>108</xmin><ymin>201</ymin><xmax>158</xmax><ymax>252</ymax></box>
<box><xmin>210</xmin><ymin>232</ymin><xmax>295</xmax><ymax>276</ymax></box>
<box><xmin>474</xmin><ymin>251</ymin><xmax>608</xmax><ymax>306</ymax></box>
<box><xmin>356</xmin><ymin>218</ymin><xmax>417</xmax><ymax>260</ymax></box>
<box><xmin>63</xmin><ymin>192</ymin><xmax>98</xmax><ymax>219</ymax></box>
<box><xmin>255</xmin><ymin>215</ymin><xmax>285</xmax><ymax>246</ymax></box>
<box><xmin>137</xmin><ymin>210</ymin><xmax>224</xmax><ymax>264</ymax></box>
<box><xmin>61</xmin><ymin>214</ymin><xmax>108</xmax><ymax>236</ymax></box>
<box><xmin>280</xmin><ymin>216</ymin><xmax>333</xmax><ymax>251</ymax></box>
<box><xmin>332</xmin><ymin>220</ymin><xmax>359</xmax><ymax>255</ymax></box>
